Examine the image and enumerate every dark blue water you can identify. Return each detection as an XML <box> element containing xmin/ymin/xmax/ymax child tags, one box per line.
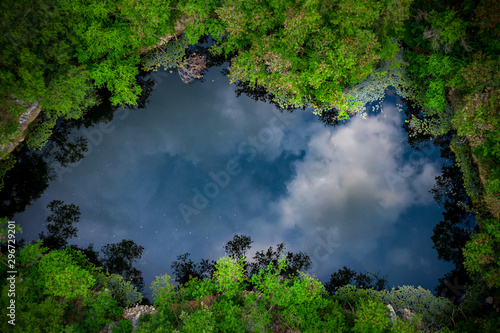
<box><xmin>11</xmin><ymin>65</ymin><xmax>454</xmax><ymax>297</ymax></box>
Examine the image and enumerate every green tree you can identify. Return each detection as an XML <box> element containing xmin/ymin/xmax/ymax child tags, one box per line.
<box><xmin>57</xmin><ymin>0</ymin><xmax>181</xmax><ymax>106</ymax></box>
<box><xmin>0</xmin><ymin>0</ymin><xmax>99</xmax><ymax>146</ymax></box>
<box><xmin>181</xmin><ymin>0</ymin><xmax>412</xmax><ymax>117</ymax></box>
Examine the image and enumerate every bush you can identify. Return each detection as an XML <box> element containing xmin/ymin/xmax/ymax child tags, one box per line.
<box><xmin>136</xmin><ymin>308</ymin><xmax>177</xmax><ymax>333</ymax></box>
<box><xmin>353</xmin><ymin>298</ymin><xmax>391</xmax><ymax>333</ymax></box>
<box><xmin>464</xmin><ymin>217</ymin><xmax>500</xmax><ymax>288</ymax></box>
<box><xmin>77</xmin><ymin>290</ymin><xmax>123</xmax><ymax>333</ymax></box>
<box><xmin>107</xmin><ymin>274</ymin><xmax>143</xmax><ymax>307</ymax></box>
<box><xmin>38</xmin><ymin>249</ymin><xmax>95</xmax><ymax>301</ymax></box>
<box><xmin>112</xmin><ymin>319</ymin><xmax>133</xmax><ymax>333</ymax></box>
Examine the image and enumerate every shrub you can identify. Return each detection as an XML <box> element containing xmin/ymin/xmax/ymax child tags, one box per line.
<box><xmin>112</xmin><ymin>319</ymin><xmax>133</xmax><ymax>333</ymax></box>
<box><xmin>353</xmin><ymin>298</ymin><xmax>391</xmax><ymax>333</ymax></box>
<box><xmin>382</xmin><ymin>286</ymin><xmax>454</xmax><ymax>330</ymax></box>
<box><xmin>107</xmin><ymin>274</ymin><xmax>143</xmax><ymax>307</ymax></box>
<box><xmin>464</xmin><ymin>217</ymin><xmax>500</xmax><ymax>288</ymax></box>
<box><xmin>78</xmin><ymin>290</ymin><xmax>123</xmax><ymax>333</ymax></box>
<box><xmin>151</xmin><ymin>274</ymin><xmax>178</xmax><ymax>308</ymax></box>
<box><xmin>38</xmin><ymin>249</ymin><xmax>95</xmax><ymax>301</ymax></box>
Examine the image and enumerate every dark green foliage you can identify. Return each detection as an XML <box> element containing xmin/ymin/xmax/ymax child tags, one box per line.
<box><xmin>335</xmin><ymin>284</ymin><xmax>455</xmax><ymax>332</ymax></box>
<box><xmin>0</xmin><ymin>154</ymin><xmax>15</xmax><ymax>192</ymax></box>
<box><xmin>449</xmin><ymin>137</ymin><xmax>483</xmax><ymax>205</ymax></box>
<box><xmin>382</xmin><ymin>286</ymin><xmax>454</xmax><ymax>330</ymax></box>
<box><xmin>179</xmin><ymin>0</ymin><xmax>412</xmax><ymax>116</ymax></box>
<box><xmin>430</xmin><ymin>136</ymin><xmax>475</xmax><ymax>275</ymax></box>
<box><xmin>0</xmin><ymin>0</ymin><xmax>99</xmax><ymax>148</ymax></box>
<box><xmin>0</xmin><ymin>148</ymin><xmax>54</xmax><ymax>218</ymax></box>
<box><xmin>136</xmin><ymin>308</ymin><xmax>177</xmax><ymax>332</ymax></box>
<box><xmin>402</xmin><ymin>0</ymin><xmax>500</xmax><ymax>295</ymax></box>
<box><xmin>0</xmin><ymin>242</ymin><xmax>131</xmax><ymax>332</ymax></box>
<box><xmin>107</xmin><ymin>274</ymin><xmax>143</xmax><ymax>307</ymax></box>
<box><xmin>78</xmin><ymin>290</ymin><xmax>123</xmax><ymax>333</ymax></box>
<box><xmin>113</xmin><ymin>319</ymin><xmax>134</xmax><ymax>333</ymax></box>
<box><xmin>455</xmin><ymin>314</ymin><xmax>500</xmax><ymax>333</ymax></box>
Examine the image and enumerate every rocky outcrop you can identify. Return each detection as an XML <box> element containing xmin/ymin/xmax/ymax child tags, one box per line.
<box><xmin>122</xmin><ymin>305</ymin><xmax>158</xmax><ymax>331</ymax></box>
<box><xmin>99</xmin><ymin>305</ymin><xmax>158</xmax><ymax>333</ymax></box>
<box><xmin>1</xmin><ymin>101</ymin><xmax>42</xmax><ymax>156</ymax></box>
<box><xmin>386</xmin><ymin>304</ymin><xmax>397</xmax><ymax>324</ymax></box>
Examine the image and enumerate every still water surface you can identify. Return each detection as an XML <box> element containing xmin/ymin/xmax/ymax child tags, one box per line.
<box><xmin>10</xmin><ymin>65</ymin><xmax>454</xmax><ymax>297</ymax></box>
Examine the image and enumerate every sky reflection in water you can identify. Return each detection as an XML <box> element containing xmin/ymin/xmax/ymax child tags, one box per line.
<box><xmin>14</xmin><ymin>66</ymin><xmax>454</xmax><ymax>297</ymax></box>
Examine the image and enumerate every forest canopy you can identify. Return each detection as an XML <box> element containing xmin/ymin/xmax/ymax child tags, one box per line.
<box><xmin>0</xmin><ymin>0</ymin><xmax>499</xmax><ymax>331</ymax></box>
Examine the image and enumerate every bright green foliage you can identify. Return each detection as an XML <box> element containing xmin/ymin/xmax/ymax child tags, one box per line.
<box><xmin>352</xmin><ymin>298</ymin><xmax>392</xmax><ymax>333</ymax></box>
<box><xmin>38</xmin><ymin>249</ymin><xmax>95</xmax><ymax>301</ymax></box>
<box><xmin>143</xmin><ymin>256</ymin><xmax>458</xmax><ymax>332</ymax></box>
<box><xmin>181</xmin><ymin>0</ymin><xmax>411</xmax><ymax>116</ymax></box>
<box><xmin>17</xmin><ymin>239</ymin><xmax>46</xmax><ymax>266</ymax></box>
<box><xmin>464</xmin><ymin>216</ymin><xmax>500</xmax><ymax>288</ymax></box>
<box><xmin>57</xmin><ymin>0</ymin><xmax>181</xmax><ymax>106</ymax></box>
<box><xmin>136</xmin><ymin>308</ymin><xmax>177</xmax><ymax>332</ymax></box>
<box><xmin>0</xmin><ymin>0</ymin><xmax>99</xmax><ymax>159</ymax></box>
<box><xmin>213</xmin><ymin>256</ymin><xmax>247</xmax><ymax>297</ymax></box>
<box><xmin>423</xmin><ymin>10</ymin><xmax>469</xmax><ymax>53</ymax></box>
<box><xmin>151</xmin><ymin>274</ymin><xmax>179</xmax><ymax>308</ymax></box>
<box><xmin>0</xmin><ymin>243</ymin><xmax>137</xmax><ymax>332</ymax></box>
<box><xmin>180</xmin><ymin>305</ymin><xmax>216</xmax><ymax>332</ymax></box>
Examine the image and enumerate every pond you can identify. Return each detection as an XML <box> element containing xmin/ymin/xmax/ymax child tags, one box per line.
<box><xmin>3</xmin><ymin>63</ymin><xmax>454</xmax><ymax>298</ymax></box>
